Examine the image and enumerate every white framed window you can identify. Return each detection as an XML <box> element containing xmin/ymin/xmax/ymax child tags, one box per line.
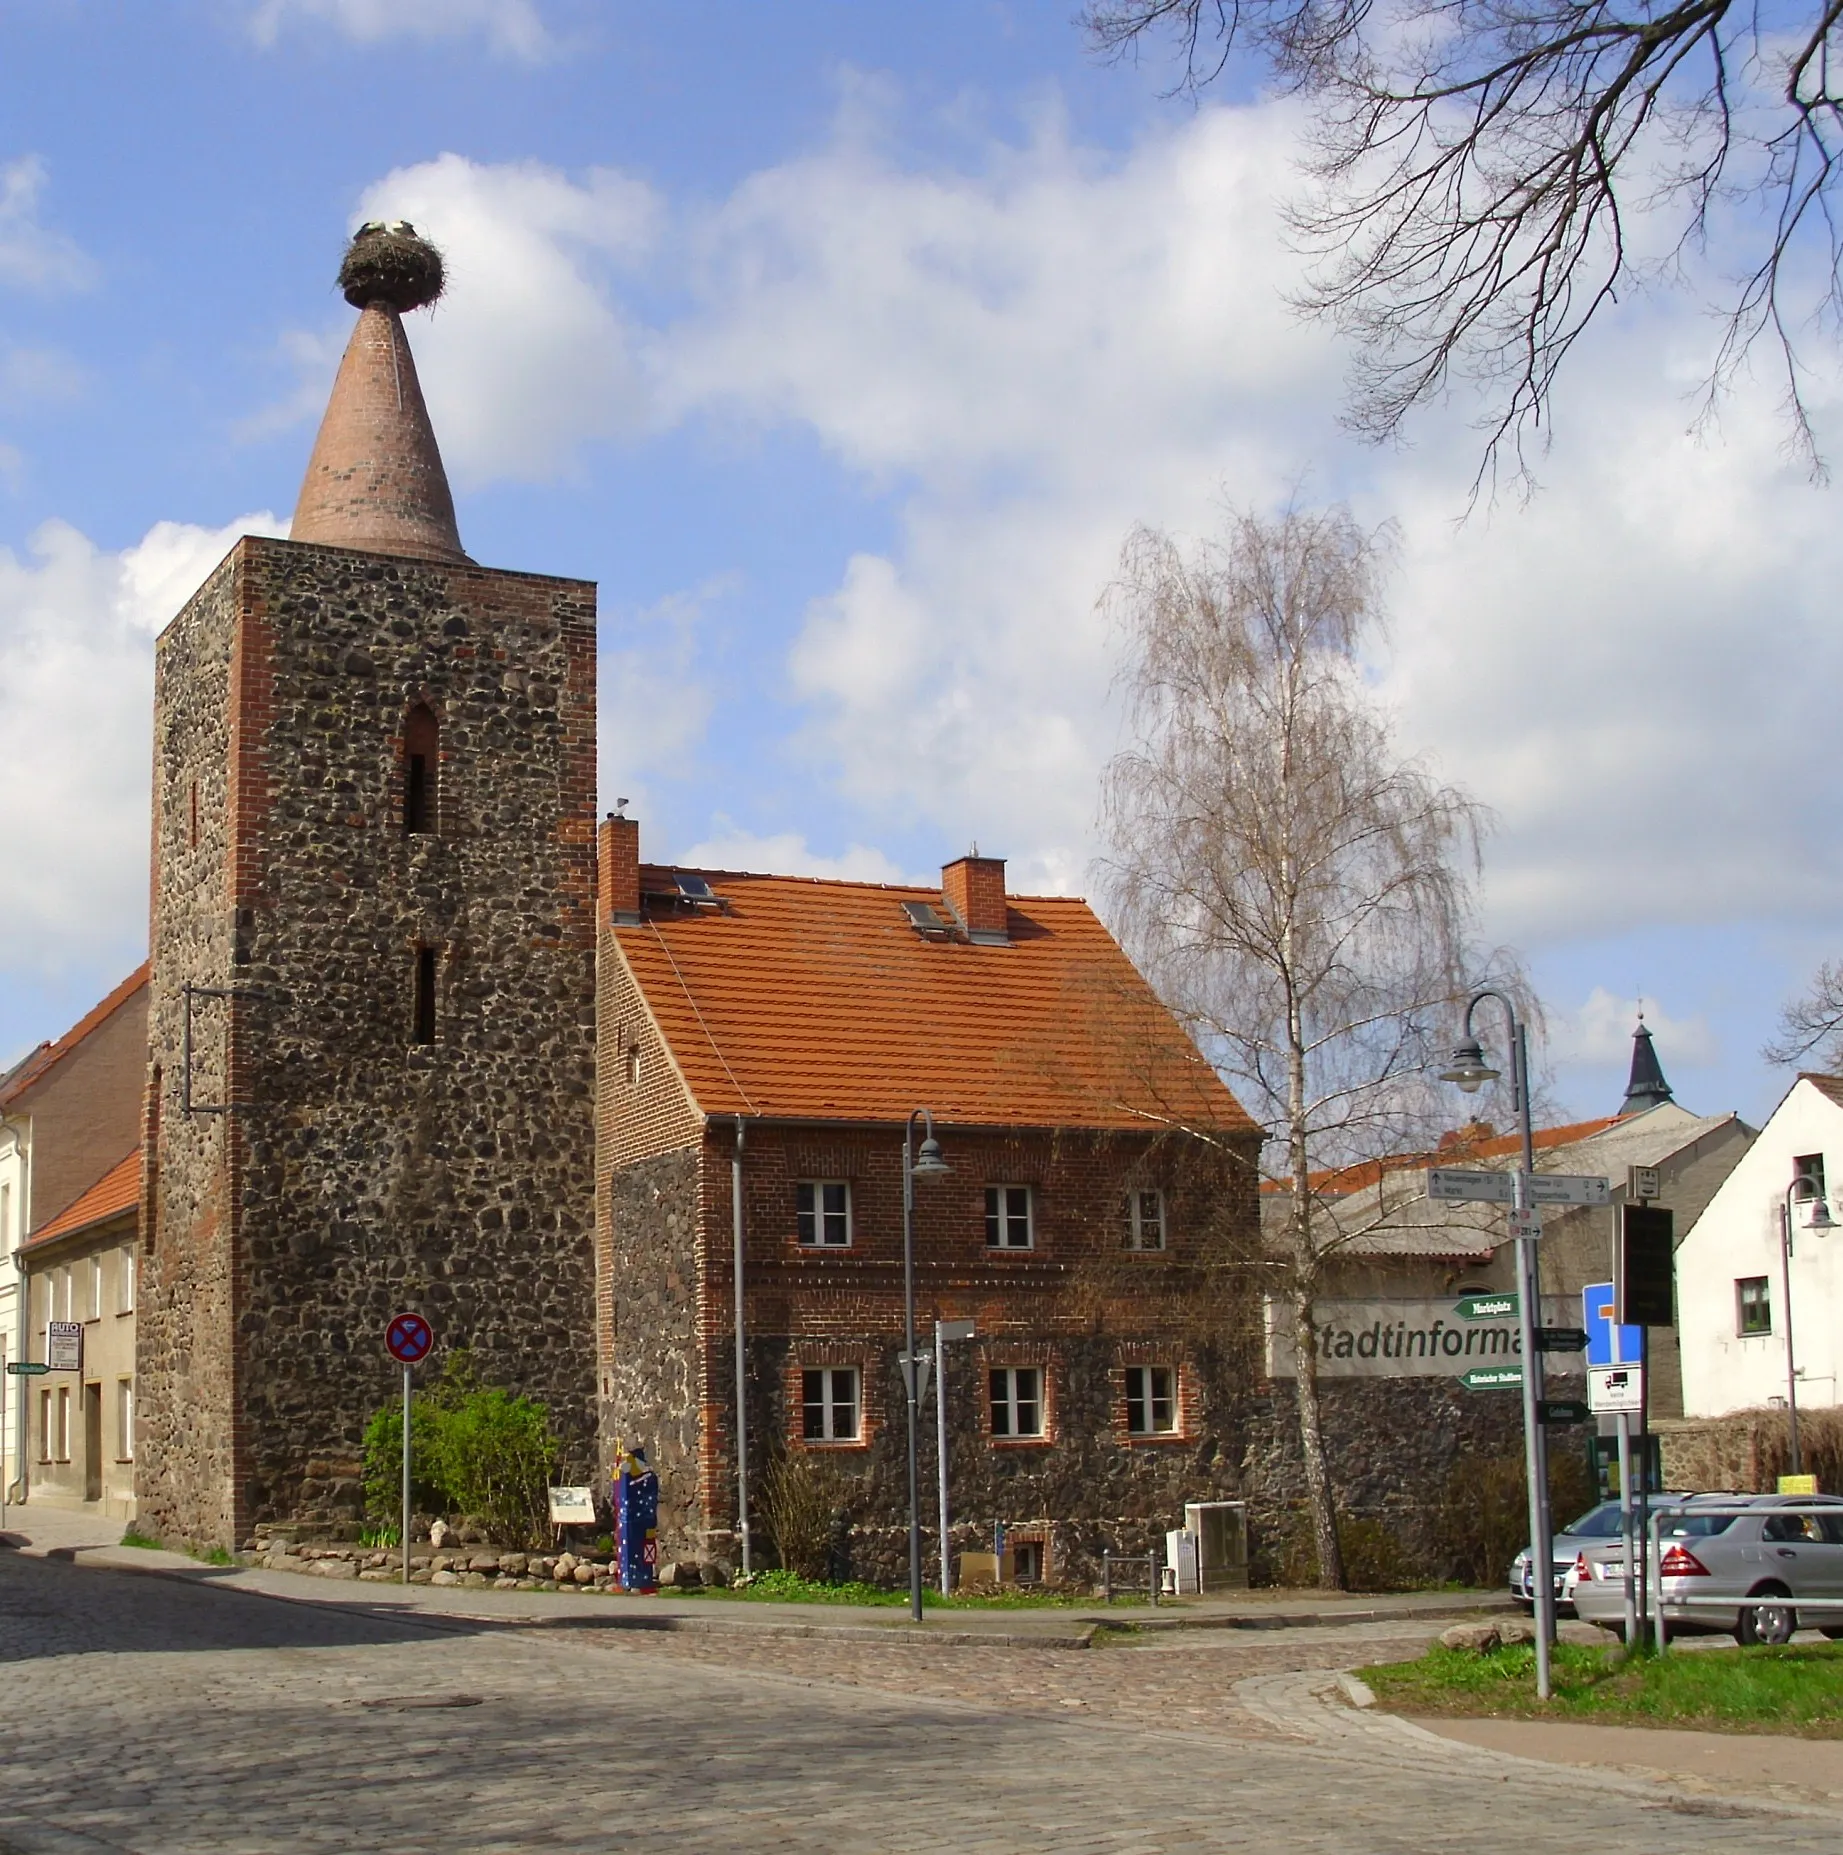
<box><xmin>1126</xmin><ymin>1190</ymin><xmax>1166</xmax><ymax>1251</ymax></box>
<box><xmin>1126</xmin><ymin>1365</ymin><xmax>1179</xmax><ymax>1435</ymax></box>
<box><xmin>37</xmin><ymin>1389</ymin><xmax>51</xmax><ymax>1462</ymax></box>
<box><xmin>985</xmin><ymin>1185</ymin><xmax>1034</xmax><ymax>1250</ymax></box>
<box><xmin>989</xmin><ymin>1366</ymin><xmax>1045</xmax><ymax>1438</ymax></box>
<box><xmin>1794</xmin><ymin>1154</ymin><xmax>1827</xmax><ymax>1200</ymax></box>
<box><xmin>801</xmin><ymin>1367</ymin><xmax>860</xmax><ymax>1443</ymax></box>
<box><xmin>88</xmin><ymin>1255</ymin><xmax>103</xmax><ymax>1321</ymax></box>
<box><xmin>1736</xmin><ymin>1276</ymin><xmax>1772</xmax><ymax>1337</ymax></box>
<box><xmin>796</xmin><ymin>1181</ymin><xmax>852</xmax><ymax>1248</ymax></box>
<box><xmin>0</xmin><ymin>1181</ymin><xmax>10</xmax><ymax>1246</ymax></box>
<box><xmin>118</xmin><ymin>1246</ymin><xmax>135</xmax><ymax>1315</ymax></box>
<box><xmin>116</xmin><ymin>1379</ymin><xmax>134</xmax><ymax>1461</ymax></box>
<box><xmin>54</xmin><ymin>1386</ymin><xmax>69</xmax><ymax>1462</ymax></box>
<box><xmin>55</xmin><ymin>1267</ymin><xmax>72</xmax><ymax>1324</ymax></box>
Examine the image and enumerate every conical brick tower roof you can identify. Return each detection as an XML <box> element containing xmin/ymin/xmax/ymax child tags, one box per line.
<box><xmin>290</xmin><ymin>222</ymin><xmax>470</xmax><ymax>565</ymax></box>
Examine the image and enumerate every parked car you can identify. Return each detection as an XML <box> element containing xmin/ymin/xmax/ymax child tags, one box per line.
<box><xmin>1509</xmin><ymin>1497</ymin><xmax>1694</xmax><ymax>1614</ymax></box>
<box><xmin>1570</xmin><ymin>1493</ymin><xmax>1843</xmax><ymax>1644</ymax></box>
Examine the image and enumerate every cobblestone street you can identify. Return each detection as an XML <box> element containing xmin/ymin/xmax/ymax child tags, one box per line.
<box><xmin>1</xmin><ymin>1550</ymin><xmax>1836</xmax><ymax>1854</ymax></box>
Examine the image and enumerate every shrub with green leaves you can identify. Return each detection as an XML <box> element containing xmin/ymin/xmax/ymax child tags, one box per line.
<box><xmin>362</xmin><ymin>1351</ymin><xmax>557</xmax><ymax>1548</ymax></box>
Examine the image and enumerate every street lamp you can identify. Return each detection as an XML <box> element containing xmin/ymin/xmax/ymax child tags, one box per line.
<box><xmin>1441</xmin><ymin>991</ymin><xmax>1557</xmax><ymax>1700</ymax></box>
<box><xmin>902</xmin><ymin>1109</ymin><xmax>950</xmax><ymax>1622</ymax></box>
<box><xmin>1779</xmin><ymin>1168</ymin><xmax>1835</xmax><ymax>1478</ymax></box>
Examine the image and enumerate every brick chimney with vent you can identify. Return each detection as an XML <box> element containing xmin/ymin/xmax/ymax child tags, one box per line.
<box><xmin>599</xmin><ymin>813</ymin><xmax>641</xmax><ymax>925</ymax></box>
<box><xmin>942</xmin><ymin>853</ymin><xmax>1009</xmax><ymax>945</ymax></box>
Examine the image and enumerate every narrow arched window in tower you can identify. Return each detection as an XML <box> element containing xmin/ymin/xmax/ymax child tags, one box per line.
<box><xmin>412</xmin><ymin>946</ymin><xmax>438</xmax><ymax>1045</ymax></box>
<box><xmin>403</xmin><ymin>703</ymin><xmax>439</xmax><ymax>835</ymax></box>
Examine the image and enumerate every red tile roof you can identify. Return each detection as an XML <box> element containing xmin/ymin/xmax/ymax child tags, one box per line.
<box><xmin>26</xmin><ymin>1148</ymin><xmax>140</xmax><ymax>1247</ymax></box>
<box><xmin>615</xmin><ymin>869</ymin><xmax>1254</xmax><ymax>1133</ymax></box>
<box><xmin>0</xmin><ymin>964</ymin><xmax>149</xmax><ymax>1110</ymax></box>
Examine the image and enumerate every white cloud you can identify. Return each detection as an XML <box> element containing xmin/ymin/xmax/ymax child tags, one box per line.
<box><xmin>345</xmin><ymin>155</ymin><xmax>660</xmax><ymax>484</ymax></box>
<box><xmin>673</xmin><ymin>827</ymin><xmax>915</xmax><ymax>886</ymax></box>
<box><xmin>0</xmin><ymin>512</ymin><xmax>282</xmax><ymax>977</ymax></box>
<box><xmin>247</xmin><ymin>0</ymin><xmax>551</xmax><ymax>59</ymax></box>
<box><xmin>0</xmin><ymin>157</ymin><xmax>92</xmax><ymax>293</ymax></box>
<box><xmin>1550</xmin><ymin>987</ymin><xmax>1719</xmax><ymax>1070</ymax></box>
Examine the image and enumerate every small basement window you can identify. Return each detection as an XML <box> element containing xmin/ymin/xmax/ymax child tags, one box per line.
<box><xmin>802</xmin><ymin>1367</ymin><xmax>860</xmax><ymax>1443</ymax></box>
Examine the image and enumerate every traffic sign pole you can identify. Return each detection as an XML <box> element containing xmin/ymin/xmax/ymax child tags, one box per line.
<box><xmin>402</xmin><ymin>1363</ymin><xmax>412</xmax><ymax>1588</ymax></box>
<box><xmin>384</xmin><ymin>1313</ymin><xmax>436</xmax><ymax>1586</ymax></box>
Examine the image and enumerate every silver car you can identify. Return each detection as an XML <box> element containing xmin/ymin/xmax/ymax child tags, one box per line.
<box><xmin>1571</xmin><ymin>1493</ymin><xmax>1843</xmax><ymax>1644</ymax></box>
<box><xmin>1509</xmin><ymin>1497</ymin><xmax>1693</xmax><ymax>1614</ymax></box>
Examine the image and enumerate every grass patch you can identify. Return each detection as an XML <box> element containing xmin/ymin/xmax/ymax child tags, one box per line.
<box><xmin>681</xmin><ymin>1568</ymin><xmax>1135</xmax><ymax>1610</ymax></box>
<box><xmin>118</xmin><ymin>1528</ymin><xmax>232</xmax><ymax>1567</ymax></box>
<box><xmin>119</xmin><ymin>1528</ymin><xmax>163</xmax><ymax>1551</ymax></box>
<box><xmin>1362</xmin><ymin>1639</ymin><xmax>1843</xmax><ymax>1736</ymax></box>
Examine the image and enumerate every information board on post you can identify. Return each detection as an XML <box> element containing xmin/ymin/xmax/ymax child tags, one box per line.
<box><xmin>46</xmin><ymin>1322</ymin><xmax>82</xmax><ymax>1372</ymax></box>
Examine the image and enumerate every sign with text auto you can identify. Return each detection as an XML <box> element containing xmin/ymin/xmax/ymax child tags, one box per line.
<box><xmin>1265</xmin><ymin>1297</ymin><xmax>1523</xmax><ymax>1380</ymax></box>
<box><xmin>46</xmin><ymin>1322</ymin><xmax>82</xmax><ymax>1372</ymax></box>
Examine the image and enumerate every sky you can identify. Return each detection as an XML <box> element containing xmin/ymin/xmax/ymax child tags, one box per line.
<box><xmin>0</xmin><ymin>0</ymin><xmax>1836</xmax><ymax>1135</ymax></box>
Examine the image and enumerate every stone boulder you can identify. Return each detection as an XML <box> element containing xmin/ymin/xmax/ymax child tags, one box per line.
<box><xmin>1438</xmin><ymin>1622</ymin><xmax>1503</xmax><ymax>1653</ymax></box>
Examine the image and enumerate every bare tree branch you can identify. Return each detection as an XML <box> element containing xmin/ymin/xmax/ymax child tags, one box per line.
<box><xmin>1765</xmin><ymin>957</ymin><xmax>1843</xmax><ymax>1069</ymax></box>
<box><xmin>1083</xmin><ymin>0</ymin><xmax>1843</xmax><ymax>486</ymax></box>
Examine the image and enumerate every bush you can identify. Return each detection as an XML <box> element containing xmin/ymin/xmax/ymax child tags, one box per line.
<box><xmin>761</xmin><ymin>1451</ymin><xmax>850</xmax><ymax>1580</ymax></box>
<box><xmin>362</xmin><ymin>1351</ymin><xmax>557</xmax><ymax>1548</ymax></box>
<box><xmin>1280</xmin><ymin>1510</ymin><xmax>1421</xmax><ymax>1592</ymax></box>
<box><xmin>1434</xmin><ymin>1448</ymin><xmax>1597</xmax><ymax>1588</ymax></box>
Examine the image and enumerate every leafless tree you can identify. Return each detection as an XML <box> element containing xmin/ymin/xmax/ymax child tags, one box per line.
<box><xmin>1100</xmin><ymin>504</ymin><xmax>1510</xmax><ymax>1588</ymax></box>
<box><xmin>1766</xmin><ymin>959</ymin><xmax>1843</xmax><ymax>1070</ymax></box>
<box><xmin>1084</xmin><ymin>0</ymin><xmax>1843</xmax><ymax>485</ymax></box>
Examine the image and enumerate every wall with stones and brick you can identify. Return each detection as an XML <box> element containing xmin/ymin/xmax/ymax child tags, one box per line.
<box><xmin>142</xmin><ymin>537</ymin><xmax>599</xmax><ymax>1551</ymax></box>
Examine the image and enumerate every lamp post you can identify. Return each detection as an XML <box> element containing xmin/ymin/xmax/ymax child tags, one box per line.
<box><xmin>1441</xmin><ymin>991</ymin><xmax>1556</xmax><ymax>1700</ymax></box>
<box><xmin>902</xmin><ymin>1109</ymin><xmax>950</xmax><ymax>1623</ymax></box>
<box><xmin>1779</xmin><ymin>1169</ymin><xmax>1835</xmax><ymax>1479</ymax></box>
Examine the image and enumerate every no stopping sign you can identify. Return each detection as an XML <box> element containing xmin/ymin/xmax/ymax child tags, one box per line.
<box><xmin>386</xmin><ymin>1312</ymin><xmax>434</xmax><ymax>1364</ymax></box>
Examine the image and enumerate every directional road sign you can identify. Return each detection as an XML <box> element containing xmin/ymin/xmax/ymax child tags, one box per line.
<box><xmin>1458</xmin><ymin>1365</ymin><xmax>1524</xmax><ymax>1391</ymax></box>
<box><xmin>1507</xmin><ymin>1209</ymin><xmax>1542</xmax><ymax>1242</ymax></box>
<box><xmin>1583</xmin><ymin>1281</ymin><xmax>1643</xmax><ymax>1368</ymax></box>
<box><xmin>1539</xmin><ymin>1399</ymin><xmax>1591</xmax><ymax>1426</ymax></box>
<box><xmin>1455</xmin><ymin>1293</ymin><xmax>1518</xmax><ymax>1322</ymax></box>
<box><xmin>4</xmin><ymin>1361</ymin><xmax>48</xmax><ymax>1376</ymax></box>
<box><xmin>1427</xmin><ymin>1169</ymin><xmax>1610</xmax><ymax>1207</ymax></box>
<box><xmin>385</xmin><ymin>1312</ymin><xmax>434</xmax><ymax>1365</ymax></box>
<box><xmin>1535</xmin><ymin>1326</ymin><xmax>1590</xmax><ymax>1354</ymax></box>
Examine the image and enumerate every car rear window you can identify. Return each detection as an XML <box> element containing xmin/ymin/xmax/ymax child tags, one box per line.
<box><xmin>1662</xmin><ymin>1513</ymin><xmax>1738</xmax><ymax>1537</ymax></box>
<box><xmin>1562</xmin><ymin>1503</ymin><xmax>1626</xmax><ymax>1537</ymax></box>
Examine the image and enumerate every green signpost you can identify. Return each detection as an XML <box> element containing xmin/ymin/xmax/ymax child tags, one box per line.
<box><xmin>4</xmin><ymin>1361</ymin><xmax>48</xmax><ymax>1377</ymax></box>
<box><xmin>1454</xmin><ymin>1294</ymin><xmax>1518</xmax><ymax>1322</ymax></box>
<box><xmin>1458</xmin><ymin>1364</ymin><xmax>1524</xmax><ymax>1391</ymax></box>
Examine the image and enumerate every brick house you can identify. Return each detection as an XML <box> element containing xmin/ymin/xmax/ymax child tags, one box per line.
<box><xmin>594</xmin><ymin>819</ymin><xmax>1264</xmax><ymax>1585</ymax></box>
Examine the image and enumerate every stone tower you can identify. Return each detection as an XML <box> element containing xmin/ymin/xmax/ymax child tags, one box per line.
<box><xmin>138</xmin><ymin>224</ymin><xmax>599</xmax><ymax>1550</ymax></box>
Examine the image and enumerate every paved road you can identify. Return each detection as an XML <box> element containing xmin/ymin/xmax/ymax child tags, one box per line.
<box><xmin>0</xmin><ymin>1549</ymin><xmax>1832</xmax><ymax>1854</ymax></box>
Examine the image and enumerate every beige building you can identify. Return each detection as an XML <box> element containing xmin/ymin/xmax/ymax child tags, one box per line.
<box><xmin>18</xmin><ymin>1153</ymin><xmax>139</xmax><ymax>1518</ymax></box>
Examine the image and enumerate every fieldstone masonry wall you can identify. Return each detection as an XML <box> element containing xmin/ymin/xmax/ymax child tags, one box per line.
<box><xmin>141</xmin><ymin>536</ymin><xmax>599</xmax><ymax>1550</ymax></box>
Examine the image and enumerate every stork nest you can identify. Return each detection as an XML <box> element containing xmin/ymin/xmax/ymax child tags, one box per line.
<box><xmin>337</xmin><ymin>221</ymin><xmax>444</xmax><ymax>313</ymax></box>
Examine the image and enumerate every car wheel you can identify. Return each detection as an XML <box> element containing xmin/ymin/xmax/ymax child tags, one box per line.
<box><xmin>1735</xmin><ymin>1586</ymin><xmax>1796</xmax><ymax>1646</ymax></box>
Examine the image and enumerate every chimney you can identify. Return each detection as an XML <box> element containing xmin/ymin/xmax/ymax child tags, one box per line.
<box><xmin>599</xmin><ymin>814</ymin><xmax>641</xmax><ymax>925</ymax></box>
<box><xmin>289</xmin><ymin>222</ymin><xmax>472</xmax><ymax>565</ymax></box>
<box><xmin>942</xmin><ymin>853</ymin><xmax>1008</xmax><ymax>945</ymax></box>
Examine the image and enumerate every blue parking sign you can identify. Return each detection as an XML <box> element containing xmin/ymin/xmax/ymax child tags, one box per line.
<box><xmin>1582</xmin><ymin>1280</ymin><xmax>1644</xmax><ymax>1368</ymax></box>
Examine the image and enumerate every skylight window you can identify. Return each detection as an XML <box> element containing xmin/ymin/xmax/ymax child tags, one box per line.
<box><xmin>902</xmin><ymin>900</ymin><xmax>954</xmax><ymax>939</ymax></box>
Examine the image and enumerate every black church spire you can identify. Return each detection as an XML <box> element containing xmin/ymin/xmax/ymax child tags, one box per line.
<box><xmin>1621</xmin><ymin>1017</ymin><xmax>1673</xmax><ymax>1114</ymax></box>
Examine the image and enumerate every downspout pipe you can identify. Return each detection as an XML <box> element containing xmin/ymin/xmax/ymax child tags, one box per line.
<box><xmin>732</xmin><ymin>1116</ymin><xmax>751</xmax><ymax>1575</ymax></box>
<box><xmin>1</xmin><ymin>1116</ymin><xmax>28</xmax><ymax>1503</ymax></box>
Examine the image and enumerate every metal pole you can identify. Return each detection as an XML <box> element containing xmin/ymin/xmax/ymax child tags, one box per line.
<box><xmin>401</xmin><ymin>1363</ymin><xmax>412</xmax><ymax>1586</ymax></box>
<box><xmin>903</xmin><ymin>1115</ymin><xmax>923</xmax><ymax>1623</ymax></box>
<box><xmin>1509</xmin><ymin>1014</ymin><xmax>1556</xmax><ymax>1699</ymax></box>
<box><xmin>733</xmin><ymin>1118</ymin><xmax>751</xmax><ymax>1575</ymax></box>
<box><xmin>936</xmin><ymin>1319</ymin><xmax>951</xmax><ymax>1596</ymax></box>
<box><xmin>1</xmin><ymin>1332</ymin><xmax>8</xmax><ymax>1531</ymax></box>
<box><xmin>1615</xmin><ymin>1410</ymin><xmax>1637</xmax><ymax>1648</ymax></box>
<box><xmin>1780</xmin><ymin>1190</ymin><xmax>1802</xmax><ymax>1478</ymax></box>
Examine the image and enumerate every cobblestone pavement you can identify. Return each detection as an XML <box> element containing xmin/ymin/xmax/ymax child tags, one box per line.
<box><xmin>0</xmin><ymin>1550</ymin><xmax>1833</xmax><ymax>1854</ymax></box>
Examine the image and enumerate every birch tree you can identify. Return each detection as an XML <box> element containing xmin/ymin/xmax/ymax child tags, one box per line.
<box><xmin>1101</xmin><ymin>505</ymin><xmax>1499</xmax><ymax>1589</ymax></box>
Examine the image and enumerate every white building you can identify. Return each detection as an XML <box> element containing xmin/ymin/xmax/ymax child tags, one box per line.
<box><xmin>1677</xmin><ymin>1074</ymin><xmax>1843</xmax><ymax>1419</ymax></box>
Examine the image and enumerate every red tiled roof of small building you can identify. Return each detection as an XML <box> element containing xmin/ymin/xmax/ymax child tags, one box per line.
<box><xmin>26</xmin><ymin>1148</ymin><xmax>140</xmax><ymax>1246</ymax></box>
<box><xmin>0</xmin><ymin>964</ymin><xmax>150</xmax><ymax>1110</ymax></box>
<box><xmin>615</xmin><ymin>868</ymin><xmax>1254</xmax><ymax>1133</ymax></box>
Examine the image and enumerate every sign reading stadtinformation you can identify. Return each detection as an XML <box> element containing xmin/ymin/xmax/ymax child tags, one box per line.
<box><xmin>1265</xmin><ymin>1298</ymin><xmax>1524</xmax><ymax>1380</ymax></box>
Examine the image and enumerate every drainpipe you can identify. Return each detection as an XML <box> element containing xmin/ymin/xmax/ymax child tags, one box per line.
<box><xmin>1</xmin><ymin>1116</ymin><xmax>28</xmax><ymax>1504</ymax></box>
<box><xmin>732</xmin><ymin>1117</ymin><xmax>751</xmax><ymax>1575</ymax></box>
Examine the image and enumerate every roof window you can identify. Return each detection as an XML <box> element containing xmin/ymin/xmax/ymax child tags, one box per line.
<box><xmin>902</xmin><ymin>900</ymin><xmax>957</xmax><ymax>940</ymax></box>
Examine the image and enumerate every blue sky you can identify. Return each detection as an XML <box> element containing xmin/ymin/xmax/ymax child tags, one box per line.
<box><xmin>0</xmin><ymin>0</ymin><xmax>1837</xmax><ymax>1136</ymax></box>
